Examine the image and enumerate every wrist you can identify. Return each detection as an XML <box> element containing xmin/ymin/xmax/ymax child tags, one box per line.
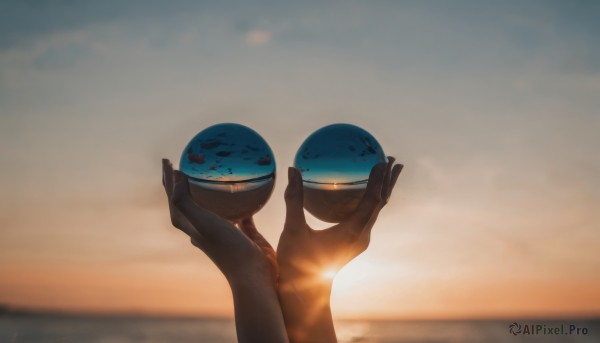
<box><xmin>227</xmin><ymin>261</ymin><xmax>275</xmax><ymax>291</ymax></box>
<box><xmin>228</xmin><ymin>270</ymin><xmax>290</xmax><ymax>343</ymax></box>
<box><xmin>279</xmin><ymin>273</ymin><xmax>332</xmax><ymax>290</ymax></box>
<box><xmin>278</xmin><ymin>271</ymin><xmax>332</xmax><ymax>306</ymax></box>
<box><xmin>229</xmin><ymin>273</ymin><xmax>280</xmax><ymax>310</ymax></box>
<box><xmin>279</xmin><ymin>265</ymin><xmax>332</xmax><ymax>288</ymax></box>
<box><xmin>277</xmin><ymin>273</ymin><xmax>336</xmax><ymax>343</ymax></box>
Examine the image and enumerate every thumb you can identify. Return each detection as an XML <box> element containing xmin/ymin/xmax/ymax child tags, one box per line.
<box><xmin>171</xmin><ymin>170</ymin><xmax>192</xmax><ymax>205</ymax></box>
<box><xmin>239</xmin><ymin>217</ymin><xmax>260</xmax><ymax>239</ymax></box>
<box><xmin>284</xmin><ymin>167</ymin><xmax>306</xmax><ymax>233</ymax></box>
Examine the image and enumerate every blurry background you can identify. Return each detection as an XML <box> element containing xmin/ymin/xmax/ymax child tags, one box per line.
<box><xmin>1</xmin><ymin>0</ymin><xmax>599</xmax><ymax>329</ymax></box>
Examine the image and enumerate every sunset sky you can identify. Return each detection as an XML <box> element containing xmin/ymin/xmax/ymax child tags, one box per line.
<box><xmin>1</xmin><ymin>0</ymin><xmax>599</xmax><ymax>320</ymax></box>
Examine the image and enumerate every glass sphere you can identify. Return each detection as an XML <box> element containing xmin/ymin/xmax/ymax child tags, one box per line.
<box><xmin>180</xmin><ymin>123</ymin><xmax>275</xmax><ymax>221</ymax></box>
<box><xmin>294</xmin><ymin>123</ymin><xmax>386</xmax><ymax>223</ymax></box>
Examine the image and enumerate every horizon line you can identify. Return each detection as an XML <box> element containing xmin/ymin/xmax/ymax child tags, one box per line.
<box><xmin>2</xmin><ymin>304</ymin><xmax>598</xmax><ymax>322</ymax></box>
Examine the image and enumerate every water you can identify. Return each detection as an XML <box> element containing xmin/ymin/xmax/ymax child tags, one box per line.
<box><xmin>180</xmin><ymin>123</ymin><xmax>276</xmax><ymax>220</ymax></box>
<box><xmin>294</xmin><ymin>124</ymin><xmax>386</xmax><ymax>222</ymax></box>
<box><xmin>1</xmin><ymin>314</ymin><xmax>597</xmax><ymax>343</ymax></box>
<box><xmin>0</xmin><ymin>314</ymin><xmax>235</xmax><ymax>343</ymax></box>
<box><xmin>187</xmin><ymin>178</ymin><xmax>274</xmax><ymax>221</ymax></box>
<box><xmin>303</xmin><ymin>183</ymin><xmax>367</xmax><ymax>223</ymax></box>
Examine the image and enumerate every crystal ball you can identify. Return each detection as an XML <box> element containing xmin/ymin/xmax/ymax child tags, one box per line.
<box><xmin>294</xmin><ymin>123</ymin><xmax>386</xmax><ymax>223</ymax></box>
<box><xmin>180</xmin><ymin>123</ymin><xmax>276</xmax><ymax>221</ymax></box>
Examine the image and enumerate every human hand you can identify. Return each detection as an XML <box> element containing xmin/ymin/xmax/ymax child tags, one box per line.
<box><xmin>275</xmin><ymin>157</ymin><xmax>401</xmax><ymax>343</ymax></box>
<box><xmin>163</xmin><ymin>158</ymin><xmax>289</xmax><ymax>343</ymax></box>
<box><xmin>277</xmin><ymin>157</ymin><xmax>403</xmax><ymax>283</ymax></box>
<box><xmin>162</xmin><ymin>158</ymin><xmax>276</xmax><ymax>285</ymax></box>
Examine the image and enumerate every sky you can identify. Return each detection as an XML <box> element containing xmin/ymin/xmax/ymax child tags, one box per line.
<box><xmin>0</xmin><ymin>0</ymin><xmax>599</xmax><ymax>319</ymax></box>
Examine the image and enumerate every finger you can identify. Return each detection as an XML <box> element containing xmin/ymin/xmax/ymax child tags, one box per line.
<box><xmin>171</xmin><ymin>207</ymin><xmax>210</xmax><ymax>249</ymax></box>
<box><xmin>386</xmin><ymin>163</ymin><xmax>403</xmax><ymax>201</ymax></box>
<box><xmin>283</xmin><ymin>167</ymin><xmax>307</xmax><ymax>233</ymax></box>
<box><xmin>168</xmin><ymin>171</ymin><xmax>208</xmax><ymax>241</ymax></box>
<box><xmin>172</xmin><ymin>171</ymin><xmax>230</xmax><ymax>242</ymax></box>
<box><xmin>250</xmin><ymin>228</ymin><xmax>276</xmax><ymax>256</ymax></box>
<box><xmin>162</xmin><ymin>158</ymin><xmax>174</xmax><ymax>199</ymax></box>
<box><xmin>239</xmin><ymin>217</ymin><xmax>275</xmax><ymax>253</ymax></box>
<box><xmin>171</xmin><ymin>169</ymin><xmax>190</xmax><ymax>203</ymax></box>
<box><xmin>191</xmin><ymin>236</ymin><xmax>208</xmax><ymax>251</ymax></box>
<box><xmin>162</xmin><ymin>160</ymin><xmax>166</xmax><ymax>187</ymax></box>
<box><xmin>345</xmin><ymin>162</ymin><xmax>386</xmax><ymax>234</ymax></box>
<box><xmin>162</xmin><ymin>161</ymin><xmax>210</xmax><ymax>249</ymax></box>
<box><xmin>381</xmin><ymin>156</ymin><xmax>396</xmax><ymax>200</ymax></box>
<box><xmin>355</xmin><ymin>211</ymin><xmax>377</xmax><ymax>247</ymax></box>
<box><xmin>265</xmin><ymin>251</ymin><xmax>280</xmax><ymax>284</ymax></box>
<box><xmin>179</xmin><ymin>217</ymin><xmax>207</xmax><ymax>241</ymax></box>
<box><xmin>360</xmin><ymin>162</ymin><xmax>386</xmax><ymax>210</ymax></box>
<box><xmin>358</xmin><ymin>163</ymin><xmax>404</xmax><ymax>237</ymax></box>
<box><xmin>239</xmin><ymin>217</ymin><xmax>260</xmax><ymax>238</ymax></box>
<box><xmin>163</xmin><ymin>159</ymin><xmax>188</xmax><ymax>230</ymax></box>
<box><xmin>239</xmin><ymin>217</ymin><xmax>278</xmax><ymax>281</ymax></box>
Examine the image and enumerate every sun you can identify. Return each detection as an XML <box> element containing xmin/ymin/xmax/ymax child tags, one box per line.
<box><xmin>322</xmin><ymin>268</ymin><xmax>338</xmax><ymax>280</ymax></box>
<box><xmin>330</xmin><ymin>259</ymin><xmax>374</xmax><ymax>293</ymax></box>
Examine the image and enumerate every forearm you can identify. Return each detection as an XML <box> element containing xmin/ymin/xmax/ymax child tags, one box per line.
<box><xmin>230</xmin><ymin>275</ymin><xmax>290</xmax><ymax>343</ymax></box>
<box><xmin>278</xmin><ymin>274</ymin><xmax>337</xmax><ymax>343</ymax></box>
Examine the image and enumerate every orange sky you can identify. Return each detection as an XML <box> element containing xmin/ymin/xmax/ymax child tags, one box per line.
<box><xmin>1</xmin><ymin>1</ymin><xmax>599</xmax><ymax>319</ymax></box>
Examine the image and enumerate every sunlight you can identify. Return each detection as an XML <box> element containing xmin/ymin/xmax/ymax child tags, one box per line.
<box><xmin>330</xmin><ymin>257</ymin><xmax>414</xmax><ymax>317</ymax></box>
<box><xmin>332</xmin><ymin>258</ymin><xmax>382</xmax><ymax>293</ymax></box>
<box><xmin>322</xmin><ymin>268</ymin><xmax>338</xmax><ymax>280</ymax></box>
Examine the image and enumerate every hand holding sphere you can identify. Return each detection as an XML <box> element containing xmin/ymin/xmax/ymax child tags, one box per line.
<box><xmin>163</xmin><ymin>122</ymin><xmax>403</xmax><ymax>343</ymax></box>
<box><xmin>294</xmin><ymin>123</ymin><xmax>388</xmax><ymax>223</ymax></box>
<box><xmin>276</xmin><ymin>153</ymin><xmax>402</xmax><ymax>343</ymax></box>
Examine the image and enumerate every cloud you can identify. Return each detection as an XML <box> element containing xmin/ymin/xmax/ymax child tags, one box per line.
<box><xmin>245</xmin><ymin>29</ymin><xmax>271</xmax><ymax>46</ymax></box>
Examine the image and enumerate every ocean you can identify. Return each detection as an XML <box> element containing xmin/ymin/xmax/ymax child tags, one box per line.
<box><xmin>0</xmin><ymin>314</ymin><xmax>597</xmax><ymax>343</ymax></box>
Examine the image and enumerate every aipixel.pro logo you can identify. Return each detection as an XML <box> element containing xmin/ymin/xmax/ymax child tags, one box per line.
<box><xmin>509</xmin><ymin>322</ymin><xmax>522</xmax><ymax>335</ymax></box>
<box><xmin>508</xmin><ymin>322</ymin><xmax>589</xmax><ymax>336</ymax></box>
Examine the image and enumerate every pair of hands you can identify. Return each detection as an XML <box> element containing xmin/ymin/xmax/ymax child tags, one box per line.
<box><xmin>162</xmin><ymin>157</ymin><xmax>402</xmax><ymax>289</ymax></box>
<box><xmin>163</xmin><ymin>157</ymin><xmax>402</xmax><ymax>343</ymax></box>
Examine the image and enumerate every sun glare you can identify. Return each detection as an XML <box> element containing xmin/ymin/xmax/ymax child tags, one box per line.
<box><xmin>322</xmin><ymin>268</ymin><xmax>337</xmax><ymax>280</ymax></box>
<box><xmin>330</xmin><ymin>257</ymin><xmax>397</xmax><ymax>294</ymax></box>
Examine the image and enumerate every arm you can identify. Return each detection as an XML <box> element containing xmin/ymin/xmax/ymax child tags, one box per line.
<box><xmin>277</xmin><ymin>273</ymin><xmax>336</xmax><ymax>343</ymax></box>
<box><xmin>162</xmin><ymin>159</ymin><xmax>288</xmax><ymax>343</ymax></box>
<box><xmin>230</xmin><ymin>274</ymin><xmax>286</xmax><ymax>343</ymax></box>
<box><xmin>277</xmin><ymin>158</ymin><xmax>403</xmax><ymax>343</ymax></box>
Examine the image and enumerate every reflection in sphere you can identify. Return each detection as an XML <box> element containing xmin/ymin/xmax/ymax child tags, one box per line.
<box><xmin>180</xmin><ymin>123</ymin><xmax>275</xmax><ymax>221</ymax></box>
<box><xmin>294</xmin><ymin>124</ymin><xmax>386</xmax><ymax>223</ymax></box>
